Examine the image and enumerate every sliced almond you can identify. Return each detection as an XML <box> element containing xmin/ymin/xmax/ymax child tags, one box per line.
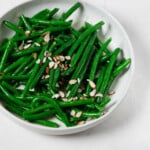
<box><xmin>41</xmin><ymin>75</ymin><xmax>45</xmax><ymax>79</ymax></box>
<box><xmin>27</xmin><ymin>40</ymin><xmax>33</xmax><ymax>43</ymax></box>
<box><xmin>24</xmin><ymin>43</ymin><xmax>31</xmax><ymax>49</ymax></box>
<box><xmin>49</xmin><ymin>61</ymin><xmax>55</xmax><ymax>68</ymax></box>
<box><xmin>65</xmin><ymin>56</ymin><xmax>71</xmax><ymax>60</ymax></box>
<box><xmin>48</xmin><ymin>57</ymin><xmax>52</xmax><ymax>61</ymax></box>
<box><xmin>62</xmin><ymin>98</ymin><xmax>67</xmax><ymax>102</ymax></box>
<box><xmin>29</xmin><ymin>88</ymin><xmax>35</xmax><ymax>92</ymax></box>
<box><xmin>46</xmin><ymin>52</ymin><xmax>52</xmax><ymax>58</ymax></box>
<box><xmin>32</xmin><ymin>53</ymin><xmax>37</xmax><ymax>59</ymax></box>
<box><xmin>77</xmin><ymin>78</ymin><xmax>80</xmax><ymax>84</ymax></box>
<box><xmin>45</xmin><ymin>75</ymin><xmax>50</xmax><ymax>79</ymax></box>
<box><xmin>70</xmin><ymin>110</ymin><xmax>76</xmax><ymax>117</ymax></box>
<box><xmin>59</xmin><ymin>91</ymin><xmax>65</xmax><ymax>98</ymax></box>
<box><xmin>108</xmin><ymin>90</ymin><xmax>115</xmax><ymax>96</ymax></box>
<box><xmin>18</xmin><ymin>41</ymin><xmax>24</xmax><ymax>50</ymax></box>
<box><xmin>25</xmin><ymin>30</ymin><xmax>31</xmax><ymax>36</ymax></box>
<box><xmin>90</xmin><ymin>89</ymin><xmax>96</xmax><ymax>97</ymax></box>
<box><xmin>44</xmin><ymin>51</ymin><xmax>48</xmax><ymax>57</ymax></box>
<box><xmin>36</xmin><ymin>59</ymin><xmax>41</xmax><ymax>64</ymax></box>
<box><xmin>77</xmin><ymin>121</ymin><xmax>85</xmax><ymax>125</ymax></box>
<box><xmin>69</xmin><ymin>79</ymin><xmax>77</xmax><ymax>85</ymax></box>
<box><xmin>72</xmin><ymin>97</ymin><xmax>78</xmax><ymax>101</ymax></box>
<box><xmin>95</xmin><ymin>92</ymin><xmax>103</xmax><ymax>97</ymax></box>
<box><xmin>56</xmin><ymin>83</ymin><xmax>59</xmax><ymax>87</ymax></box>
<box><xmin>43</xmin><ymin>32</ymin><xmax>50</xmax><ymax>42</ymax></box>
<box><xmin>53</xmin><ymin>57</ymin><xmax>57</xmax><ymax>62</ymax></box>
<box><xmin>66</xmin><ymin>91</ymin><xmax>70</xmax><ymax>97</ymax></box>
<box><xmin>34</xmin><ymin>42</ymin><xmax>40</xmax><ymax>47</ymax></box>
<box><xmin>52</xmin><ymin>94</ymin><xmax>60</xmax><ymax>99</ymax></box>
<box><xmin>59</xmin><ymin>55</ymin><xmax>65</xmax><ymax>62</ymax></box>
<box><xmin>42</xmin><ymin>57</ymin><xmax>47</xmax><ymax>63</ymax></box>
<box><xmin>87</xmin><ymin>79</ymin><xmax>96</xmax><ymax>89</ymax></box>
<box><xmin>80</xmin><ymin>96</ymin><xmax>86</xmax><ymax>100</ymax></box>
<box><xmin>54</xmin><ymin>63</ymin><xmax>58</xmax><ymax>69</ymax></box>
<box><xmin>76</xmin><ymin>111</ymin><xmax>82</xmax><ymax>118</ymax></box>
<box><xmin>83</xmin><ymin>94</ymin><xmax>87</xmax><ymax>97</ymax></box>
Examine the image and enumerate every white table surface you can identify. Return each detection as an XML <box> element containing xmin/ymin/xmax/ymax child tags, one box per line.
<box><xmin>0</xmin><ymin>0</ymin><xmax>150</xmax><ymax>150</ymax></box>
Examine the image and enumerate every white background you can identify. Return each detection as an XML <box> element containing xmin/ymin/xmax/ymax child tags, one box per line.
<box><xmin>0</xmin><ymin>0</ymin><xmax>150</xmax><ymax>150</ymax></box>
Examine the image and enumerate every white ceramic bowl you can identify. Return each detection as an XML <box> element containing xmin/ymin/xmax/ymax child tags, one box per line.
<box><xmin>0</xmin><ymin>0</ymin><xmax>134</xmax><ymax>135</ymax></box>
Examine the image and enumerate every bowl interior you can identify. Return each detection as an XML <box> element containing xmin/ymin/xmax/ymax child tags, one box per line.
<box><xmin>0</xmin><ymin>0</ymin><xmax>134</xmax><ymax>135</ymax></box>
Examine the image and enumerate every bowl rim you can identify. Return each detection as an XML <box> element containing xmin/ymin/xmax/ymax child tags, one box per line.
<box><xmin>0</xmin><ymin>0</ymin><xmax>135</xmax><ymax>134</ymax></box>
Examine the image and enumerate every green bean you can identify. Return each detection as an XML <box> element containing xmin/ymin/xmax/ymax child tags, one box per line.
<box><xmin>68</xmin><ymin>21</ymin><xmax>104</xmax><ymax>56</ymax></box>
<box><xmin>20</xmin><ymin>15</ymin><xmax>32</xmax><ymax>31</ymax></box>
<box><xmin>55</xmin><ymin>114</ymin><xmax>63</xmax><ymax>122</ymax></box>
<box><xmin>48</xmin><ymin>8</ymin><xmax>59</xmax><ymax>18</ymax></box>
<box><xmin>23</xmin><ymin>98</ymin><xmax>94</xmax><ymax>115</ymax></box>
<box><xmin>5</xmin><ymin>102</ymin><xmax>24</xmax><ymax>117</ymax></box>
<box><xmin>82</xmin><ymin>111</ymin><xmax>101</xmax><ymax>118</ymax></box>
<box><xmin>48</xmin><ymin>41</ymin><xmax>56</xmax><ymax>53</ymax></box>
<box><xmin>70</xmin><ymin>116</ymin><xmax>86</xmax><ymax>123</ymax></box>
<box><xmin>57</xmin><ymin>34</ymin><xmax>71</xmax><ymax>41</ymax></box>
<box><xmin>24</xmin><ymin>104</ymin><xmax>53</xmax><ymax>114</ymax></box>
<box><xmin>30</xmin><ymin>18</ymin><xmax>72</xmax><ymax>26</ymax></box>
<box><xmin>98</xmin><ymin>38</ymin><xmax>112</xmax><ymax>55</ymax></box>
<box><xmin>100</xmin><ymin>52</ymin><xmax>112</xmax><ymax>63</ymax></box>
<box><xmin>69</xmin><ymin>33</ymin><xmax>96</xmax><ymax>80</ymax></box>
<box><xmin>61</xmin><ymin>2</ymin><xmax>81</xmax><ymax>20</ymax></box>
<box><xmin>3</xmin><ymin>21</ymin><xmax>25</xmax><ymax>35</ymax></box>
<box><xmin>61</xmin><ymin>36</ymin><xmax>90</xmax><ymax>76</ymax></box>
<box><xmin>35</xmin><ymin>36</ymin><xmax>44</xmax><ymax>44</ymax></box>
<box><xmin>32</xmin><ymin>8</ymin><xmax>59</xmax><ymax>20</ymax></box>
<box><xmin>65</xmin><ymin>35</ymin><xmax>96</xmax><ymax>91</ymax></box>
<box><xmin>85</xmin><ymin>21</ymin><xmax>92</xmax><ymax>29</ymax></box>
<box><xmin>96</xmin><ymin>67</ymin><xmax>106</xmax><ymax>91</ymax></box>
<box><xmin>3</xmin><ymin>57</ymin><xmax>25</xmax><ymax>73</ymax></box>
<box><xmin>113</xmin><ymin>58</ymin><xmax>131</xmax><ymax>77</ymax></box>
<box><xmin>14</xmin><ymin>26</ymin><xmax>70</xmax><ymax>41</ymax></box>
<box><xmin>30</xmin><ymin>95</ymin><xmax>70</xmax><ymax>126</ymax></box>
<box><xmin>2</xmin><ymin>81</ymin><xmax>19</xmax><ymax>95</ymax></box>
<box><xmin>12</xmin><ymin>56</ymin><xmax>33</xmax><ymax>76</ymax></box>
<box><xmin>21</xmin><ymin>44</ymin><xmax>48</xmax><ymax>97</ymax></box>
<box><xmin>31</xmin><ymin>26</ymin><xmax>70</xmax><ymax>36</ymax></box>
<box><xmin>0</xmin><ymin>39</ymin><xmax>8</xmax><ymax>52</ymax></box>
<box><xmin>70</xmin><ymin>28</ymin><xmax>81</xmax><ymax>38</ymax></box>
<box><xmin>104</xmin><ymin>58</ymin><xmax>131</xmax><ymax>96</ymax></box>
<box><xmin>54</xmin><ymin>37</ymin><xmax>65</xmax><ymax>45</ymax></box>
<box><xmin>23</xmin><ymin>110</ymin><xmax>56</xmax><ymax>121</ymax></box>
<box><xmin>70</xmin><ymin>35</ymin><xmax>90</xmax><ymax>67</ymax></box>
<box><xmin>52</xmin><ymin>67</ymin><xmax>61</xmax><ymax>91</ymax></box>
<box><xmin>96</xmin><ymin>97</ymin><xmax>111</xmax><ymax>111</ymax></box>
<box><xmin>40</xmin><ymin>79</ymin><xmax>49</xmax><ymax>84</ymax></box>
<box><xmin>34</xmin><ymin>120</ymin><xmax>59</xmax><ymax>128</ymax></box>
<box><xmin>0</xmin><ymin>38</ymin><xmax>14</xmax><ymax>72</ymax></box>
<box><xmin>19</xmin><ymin>59</ymin><xmax>36</xmax><ymax>75</ymax></box>
<box><xmin>12</xmin><ymin>46</ymin><xmax>41</xmax><ymax>57</ymax></box>
<box><xmin>86</xmin><ymin>38</ymin><xmax>112</xmax><ymax>94</ymax></box>
<box><xmin>53</xmin><ymin>38</ymin><xmax>75</xmax><ymax>55</ymax></box>
<box><xmin>59</xmin><ymin>98</ymin><xmax>94</xmax><ymax>107</ymax></box>
<box><xmin>68</xmin><ymin>48</ymin><xmax>94</xmax><ymax>98</ymax></box>
<box><xmin>30</xmin><ymin>60</ymin><xmax>49</xmax><ymax>89</ymax></box>
<box><xmin>32</xmin><ymin>9</ymin><xmax>51</xmax><ymax>19</ymax></box>
<box><xmin>100</xmin><ymin>48</ymin><xmax>120</xmax><ymax>94</ymax></box>
<box><xmin>48</xmin><ymin>69</ymin><xmax>54</xmax><ymax>92</ymax></box>
<box><xmin>0</xmin><ymin>74</ymin><xmax>30</xmax><ymax>81</ymax></box>
<box><xmin>0</xmin><ymin>85</ymin><xmax>30</xmax><ymax>108</ymax></box>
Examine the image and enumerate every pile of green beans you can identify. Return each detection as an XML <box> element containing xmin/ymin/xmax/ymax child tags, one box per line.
<box><xmin>0</xmin><ymin>2</ymin><xmax>131</xmax><ymax>128</ymax></box>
